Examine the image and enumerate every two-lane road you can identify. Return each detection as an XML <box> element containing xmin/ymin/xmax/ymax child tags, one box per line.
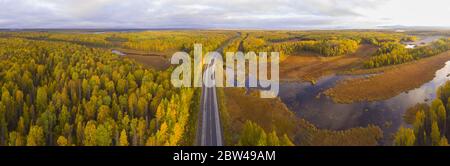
<box><xmin>200</xmin><ymin>67</ymin><xmax>222</xmax><ymax>146</ymax></box>
<box><xmin>198</xmin><ymin>34</ymin><xmax>240</xmax><ymax>146</ymax></box>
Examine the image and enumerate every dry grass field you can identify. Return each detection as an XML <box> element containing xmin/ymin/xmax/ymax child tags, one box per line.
<box><xmin>325</xmin><ymin>51</ymin><xmax>450</xmax><ymax>103</ymax></box>
<box><xmin>219</xmin><ymin>88</ymin><xmax>383</xmax><ymax>146</ymax></box>
<box><xmin>280</xmin><ymin>44</ymin><xmax>377</xmax><ymax>82</ymax></box>
<box><xmin>122</xmin><ymin>54</ymin><xmax>170</xmax><ymax>70</ymax></box>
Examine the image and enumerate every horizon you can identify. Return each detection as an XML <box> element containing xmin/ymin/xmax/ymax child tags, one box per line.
<box><xmin>2</xmin><ymin>25</ymin><xmax>450</xmax><ymax>31</ymax></box>
<box><xmin>2</xmin><ymin>0</ymin><xmax>450</xmax><ymax>157</ymax></box>
<box><xmin>1</xmin><ymin>0</ymin><xmax>450</xmax><ymax>29</ymax></box>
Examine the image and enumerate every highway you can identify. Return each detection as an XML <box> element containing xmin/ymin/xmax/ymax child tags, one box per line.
<box><xmin>198</xmin><ymin>34</ymin><xmax>239</xmax><ymax>146</ymax></box>
<box><xmin>200</xmin><ymin>66</ymin><xmax>223</xmax><ymax>146</ymax></box>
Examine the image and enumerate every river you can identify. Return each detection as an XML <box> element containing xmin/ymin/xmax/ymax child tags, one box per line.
<box><xmin>279</xmin><ymin>61</ymin><xmax>450</xmax><ymax>145</ymax></box>
<box><xmin>403</xmin><ymin>36</ymin><xmax>444</xmax><ymax>46</ymax></box>
<box><xmin>112</xmin><ymin>49</ymin><xmax>126</xmax><ymax>56</ymax></box>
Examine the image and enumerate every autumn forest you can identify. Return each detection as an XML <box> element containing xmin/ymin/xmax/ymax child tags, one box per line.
<box><xmin>1</xmin><ymin>30</ymin><xmax>450</xmax><ymax>146</ymax></box>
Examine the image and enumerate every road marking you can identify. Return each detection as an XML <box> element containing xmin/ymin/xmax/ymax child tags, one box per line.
<box><xmin>198</xmin><ymin>35</ymin><xmax>238</xmax><ymax>146</ymax></box>
<box><xmin>212</xmin><ymin>85</ymin><xmax>223</xmax><ymax>146</ymax></box>
<box><xmin>201</xmin><ymin>81</ymin><xmax>208</xmax><ymax>146</ymax></box>
<box><xmin>209</xmin><ymin>87</ymin><xmax>213</xmax><ymax>145</ymax></box>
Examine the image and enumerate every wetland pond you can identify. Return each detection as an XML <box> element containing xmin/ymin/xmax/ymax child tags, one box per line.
<box><xmin>112</xmin><ymin>50</ymin><xmax>126</xmax><ymax>56</ymax></box>
<box><xmin>279</xmin><ymin>61</ymin><xmax>450</xmax><ymax>145</ymax></box>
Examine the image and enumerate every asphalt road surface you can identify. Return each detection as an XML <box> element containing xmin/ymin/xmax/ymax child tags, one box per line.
<box><xmin>198</xmin><ymin>34</ymin><xmax>240</xmax><ymax>146</ymax></box>
<box><xmin>200</xmin><ymin>66</ymin><xmax>223</xmax><ymax>146</ymax></box>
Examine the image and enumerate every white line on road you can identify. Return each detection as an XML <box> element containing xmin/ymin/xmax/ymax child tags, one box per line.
<box><xmin>212</xmin><ymin>85</ymin><xmax>222</xmax><ymax>146</ymax></box>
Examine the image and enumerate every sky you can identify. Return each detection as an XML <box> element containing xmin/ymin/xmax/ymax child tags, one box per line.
<box><xmin>0</xmin><ymin>0</ymin><xmax>450</xmax><ymax>29</ymax></box>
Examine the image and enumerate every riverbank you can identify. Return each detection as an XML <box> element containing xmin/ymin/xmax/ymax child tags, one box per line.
<box><xmin>221</xmin><ymin>88</ymin><xmax>383</xmax><ymax>146</ymax></box>
<box><xmin>325</xmin><ymin>51</ymin><xmax>450</xmax><ymax>103</ymax></box>
<box><xmin>280</xmin><ymin>44</ymin><xmax>376</xmax><ymax>82</ymax></box>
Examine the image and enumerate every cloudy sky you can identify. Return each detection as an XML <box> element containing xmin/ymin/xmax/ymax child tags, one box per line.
<box><xmin>0</xmin><ymin>0</ymin><xmax>449</xmax><ymax>29</ymax></box>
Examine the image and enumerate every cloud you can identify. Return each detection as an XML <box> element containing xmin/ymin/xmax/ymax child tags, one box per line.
<box><xmin>0</xmin><ymin>0</ymin><xmax>446</xmax><ymax>29</ymax></box>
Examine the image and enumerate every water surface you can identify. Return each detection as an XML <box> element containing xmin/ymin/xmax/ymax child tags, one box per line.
<box><xmin>279</xmin><ymin>61</ymin><xmax>450</xmax><ymax>144</ymax></box>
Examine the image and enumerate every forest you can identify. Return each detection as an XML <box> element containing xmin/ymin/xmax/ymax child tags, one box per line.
<box><xmin>395</xmin><ymin>81</ymin><xmax>450</xmax><ymax>146</ymax></box>
<box><xmin>0</xmin><ymin>37</ymin><xmax>196</xmax><ymax>146</ymax></box>
<box><xmin>116</xmin><ymin>31</ymin><xmax>235</xmax><ymax>54</ymax></box>
<box><xmin>0</xmin><ymin>31</ymin><xmax>237</xmax><ymax>57</ymax></box>
<box><xmin>239</xmin><ymin>32</ymin><xmax>359</xmax><ymax>57</ymax></box>
<box><xmin>237</xmin><ymin>121</ymin><xmax>294</xmax><ymax>146</ymax></box>
<box><xmin>1</xmin><ymin>30</ymin><xmax>449</xmax><ymax>146</ymax></box>
<box><xmin>365</xmin><ymin>38</ymin><xmax>450</xmax><ymax>68</ymax></box>
<box><xmin>221</xmin><ymin>31</ymin><xmax>415</xmax><ymax>59</ymax></box>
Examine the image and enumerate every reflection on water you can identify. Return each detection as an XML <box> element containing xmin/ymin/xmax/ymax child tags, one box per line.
<box><xmin>403</xmin><ymin>36</ymin><xmax>444</xmax><ymax>46</ymax></box>
<box><xmin>279</xmin><ymin>61</ymin><xmax>450</xmax><ymax>145</ymax></box>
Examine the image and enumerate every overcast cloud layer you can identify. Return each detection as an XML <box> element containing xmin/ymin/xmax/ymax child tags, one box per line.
<box><xmin>0</xmin><ymin>0</ymin><xmax>449</xmax><ymax>29</ymax></box>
